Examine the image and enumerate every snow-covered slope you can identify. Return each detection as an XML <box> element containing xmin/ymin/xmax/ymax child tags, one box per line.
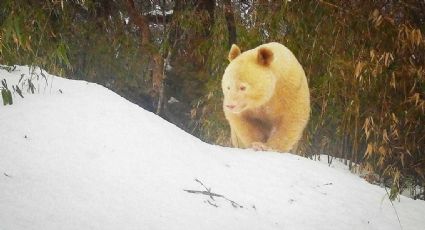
<box><xmin>1</xmin><ymin>66</ymin><xmax>424</xmax><ymax>230</ymax></box>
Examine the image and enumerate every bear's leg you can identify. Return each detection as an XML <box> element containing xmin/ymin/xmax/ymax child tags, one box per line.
<box><xmin>266</xmin><ymin>124</ymin><xmax>301</xmax><ymax>152</ymax></box>
<box><xmin>230</xmin><ymin>129</ymin><xmax>242</xmax><ymax>148</ymax></box>
<box><xmin>227</xmin><ymin>115</ymin><xmax>266</xmax><ymax>149</ymax></box>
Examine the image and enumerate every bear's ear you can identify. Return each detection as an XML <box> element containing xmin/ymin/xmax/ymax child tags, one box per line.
<box><xmin>257</xmin><ymin>47</ymin><xmax>274</xmax><ymax>66</ymax></box>
<box><xmin>228</xmin><ymin>44</ymin><xmax>241</xmax><ymax>62</ymax></box>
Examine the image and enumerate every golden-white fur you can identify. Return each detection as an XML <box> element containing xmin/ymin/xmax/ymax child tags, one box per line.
<box><xmin>222</xmin><ymin>42</ymin><xmax>310</xmax><ymax>152</ymax></box>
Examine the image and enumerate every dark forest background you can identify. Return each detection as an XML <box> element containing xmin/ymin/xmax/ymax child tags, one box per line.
<box><xmin>1</xmin><ymin>0</ymin><xmax>424</xmax><ymax>200</ymax></box>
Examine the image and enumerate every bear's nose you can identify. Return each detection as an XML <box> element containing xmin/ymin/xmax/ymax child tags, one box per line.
<box><xmin>226</xmin><ymin>104</ymin><xmax>236</xmax><ymax>110</ymax></box>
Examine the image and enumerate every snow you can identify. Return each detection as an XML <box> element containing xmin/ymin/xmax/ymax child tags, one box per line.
<box><xmin>1</xmin><ymin>66</ymin><xmax>424</xmax><ymax>230</ymax></box>
<box><xmin>146</xmin><ymin>5</ymin><xmax>173</xmax><ymax>16</ymax></box>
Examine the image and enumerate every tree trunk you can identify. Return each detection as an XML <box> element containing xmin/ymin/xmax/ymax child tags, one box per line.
<box><xmin>197</xmin><ymin>0</ymin><xmax>215</xmax><ymax>37</ymax></box>
<box><xmin>124</xmin><ymin>0</ymin><xmax>164</xmax><ymax>113</ymax></box>
<box><xmin>224</xmin><ymin>0</ymin><xmax>237</xmax><ymax>46</ymax></box>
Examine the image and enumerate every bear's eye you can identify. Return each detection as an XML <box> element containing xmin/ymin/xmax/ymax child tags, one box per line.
<box><xmin>240</xmin><ymin>86</ymin><xmax>246</xmax><ymax>91</ymax></box>
<box><xmin>227</xmin><ymin>86</ymin><xmax>230</xmax><ymax>90</ymax></box>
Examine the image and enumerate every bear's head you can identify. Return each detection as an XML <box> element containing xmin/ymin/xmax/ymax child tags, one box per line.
<box><xmin>222</xmin><ymin>44</ymin><xmax>276</xmax><ymax>114</ymax></box>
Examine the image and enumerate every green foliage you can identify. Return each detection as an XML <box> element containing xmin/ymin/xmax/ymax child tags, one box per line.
<box><xmin>0</xmin><ymin>0</ymin><xmax>71</xmax><ymax>76</ymax></box>
<box><xmin>1</xmin><ymin>79</ymin><xmax>13</xmax><ymax>105</ymax></box>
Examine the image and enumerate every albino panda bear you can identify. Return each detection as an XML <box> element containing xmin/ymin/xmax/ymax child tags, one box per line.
<box><xmin>222</xmin><ymin>42</ymin><xmax>310</xmax><ymax>152</ymax></box>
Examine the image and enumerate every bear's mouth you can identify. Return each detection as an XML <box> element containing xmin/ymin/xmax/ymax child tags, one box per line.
<box><xmin>225</xmin><ymin>103</ymin><xmax>247</xmax><ymax>113</ymax></box>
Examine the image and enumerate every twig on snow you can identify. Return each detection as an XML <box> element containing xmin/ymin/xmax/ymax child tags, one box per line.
<box><xmin>184</xmin><ymin>178</ymin><xmax>243</xmax><ymax>209</ymax></box>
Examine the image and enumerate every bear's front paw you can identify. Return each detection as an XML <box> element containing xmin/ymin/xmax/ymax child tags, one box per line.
<box><xmin>251</xmin><ymin>142</ymin><xmax>270</xmax><ymax>151</ymax></box>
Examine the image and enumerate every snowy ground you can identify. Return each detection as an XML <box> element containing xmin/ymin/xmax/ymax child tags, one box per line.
<box><xmin>1</xmin><ymin>66</ymin><xmax>424</xmax><ymax>230</ymax></box>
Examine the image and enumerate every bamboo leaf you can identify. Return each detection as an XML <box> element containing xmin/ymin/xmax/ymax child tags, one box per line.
<box><xmin>1</xmin><ymin>89</ymin><xmax>7</xmax><ymax>105</ymax></box>
<box><xmin>6</xmin><ymin>89</ymin><xmax>12</xmax><ymax>105</ymax></box>
<box><xmin>15</xmin><ymin>85</ymin><xmax>24</xmax><ymax>98</ymax></box>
